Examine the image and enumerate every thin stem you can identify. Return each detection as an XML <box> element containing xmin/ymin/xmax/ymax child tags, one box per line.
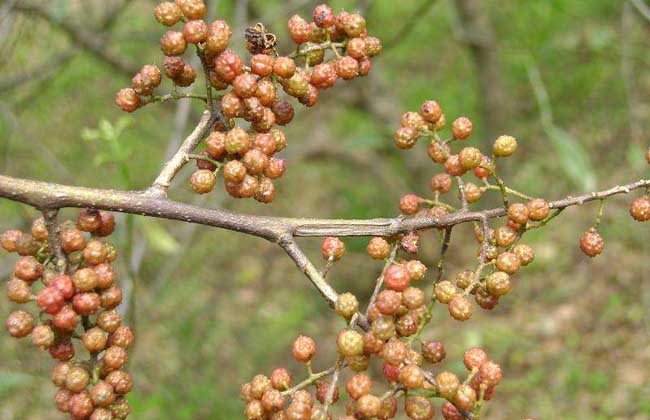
<box><xmin>481</xmin><ymin>183</ymin><xmax>533</xmax><ymax>201</ymax></box>
<box><xmin>281</xmin><ymin>366</ymin><xmax>337</xmax><ymax>396</ymax></box>
<box><xmin>366</xmin><ymin>243</ymin><xmax>399</xmax><ymax>315</ymax></box>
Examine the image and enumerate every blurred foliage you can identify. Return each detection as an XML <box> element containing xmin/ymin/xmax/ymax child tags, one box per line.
<box><xmin>1</xmin><ymin>0</ymin><xmax>650</xmax><ymax>419</ymax></box>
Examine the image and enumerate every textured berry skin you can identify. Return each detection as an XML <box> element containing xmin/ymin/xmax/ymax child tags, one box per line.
<box><xmin>345</xmin><ymin>373</ymin><xmax>371</xmax><ymax>400</ymax></box>
<box><xmin>335</xmin><ymin>293</ymin><xmax>358</xmax><ymax>319</ymax></box>
<box><xmin>183</xmin><ymin>19</ymin><xmax>208</xmax><ymax>43</ymax></box>
<box><xmin>74</xmin><ymin>267</ymin><xmax>98</xmax><ymax>292</ymax></box>
<box><xmin>527</xmin><ymin>198</ymin><xmax>550</xmax><ymax>221</ymax></box>
<box><xmin>115</xmin><ymin>88</ymin><xmax>140</xmax><ymax>112</ymax></box>
<box><xmin>68</xmin><ymin>391</ymin><xmax>94</xmax><ymax>419</ymax></box>
<box><xmin>422</xmin><ymin>340</ymin><xmax>446</xmax><ymax>363</ymax></box>
<box><xmin>459</xmin><ymin>147</ymin><xmax>482</xmax><ymax>169</ymax></box>
<box><xmin>5</xmin><ymin>310</ymin><xmax>34</xmax><ymax>338</ymax></box>
<box><xmin>478</xmin><ymin>360</ymin><xmax>503</xmax><ymax>386</ymax></box>
<box><xmin>65</xmin><ymin>366</ymin><xmax>90</xmax><ymax>393</ymax></box>
<box><xmin>381</xmin><ymin>338</ymin><xmax>407</xmax><ymax>366</ymax></box>
<box><xmin>37</xmin><ymin>287</ymin><xmax>65</xmax><ymax>315</ymax></box>
<box><xmin>462</xmin><ymin>347</ymin><xmax>488</xmax><ymax>372</ymax></box>
<box><xmin>406</xmin><ymin>260</ymin><xmax>427</xmax><ymax>281</ymax></box>
<box><xmin>420</xmin><ymin>100</ymin><xmax>442</xmax><ymax>123</ymax></box>
<box><xmin>7</xmin><ymin>278</ymin><xmax>32</xmax><ymax>303</ymax></box>
<box><xmin>494</xmin><ymin>135</ymin><xmax>518</xmax><ymax>157</ymax></box>
<box><xmin>430</xmin><ymin>173</ymin><xmax>452</xmax><ymax>194</ymax></box>
<box><xmin>486</xmin><ymin>271</ymin><xmax>511</xmax><ymax>297</ymax></box>
<box><xmin>292</xmin><ymin>335</ymin><xmax>316</xmax><ymax>362</ymax></box>
<box><xmin>445</xmin><ymin>154</ymin><xmax>465</xmax><ymax>176</ymax></box>
<box><xmin>60</xmin><ymin>228</ymin><xmax>86</xmax><ymax>254</ymax></box>
<box><xmin>393</xmin><ymin>127</ymin><xmax>417</xmax><ymax>150</ymax></box>
<box><xmin>449</xmin><ymin>295</ymin><xmax>472</xmax><ymax>321</ymax></box>
<box><xmin>14</xmin><ymin>255</ymin><xmax>43</xmax><ymax>282</ymax></box>
<box><xmin>513</xmin><ymin>243</ymin><xmax>535</xmax><ymax>266</ymax></box>
<box><xmin>495</xmin><ymin>252</ymin><xmax>521</xmax><ymax>274</ymax></box>
<box><xmin>353</xmin><ymin>394</ymin><xmax>379</xmax><ymax>418</ymax></box>
<box><xmin>384</xmin><ymin>264</ymin><xmax>411</xmax><ymax>292</ymax></box>
<box><xmin>399</xmin><ymin>364</ymin><xmax>424</xmax><ymax>388</ymax></box>
<box><xmin>106</xmin><ymin>370</ymin><xmax>133</xmax><ymax>394</ymax></box>
<box><xmin>110</xmin><ymin>326</ymin><xmax>134</xmax><ymax>349</ymax></box>
<box><xmin>154</xmin><ymin>2</ymin><xmax>182</xmax><ymax>26</ymax></box>
<box><xmin>270</xmin><ymin>368</ymin><xmax>292</xmax><ymax>391</ymax></box>
<box><xmin>73</xmin><ymin>292</ymin><xmax>101</xmax><ymax>315</ymax></box>
<box><xmin>160</xmin><ymin>30</ymin><xmax>187</xmax><ymax>56</ymax></box>
<box><xmin>321</xmin><ymin>237</ymin><xmax>345</xmax><ymax>260</ymax></box>
<box><xmin>428</xmin><ymin>141</ymin><xmax>450</xmax><ymax>163</ymax></box>
<box><xmin>52</xmin><ymin>305</ymin><xmax>78</xmax><ymax>331</ymax></box>
<box><xmin>215</xmin><ymin>49</ymin><xmax>244</xmax><ymax>82</ymax></box>
<box><xmin>579</xmin><ymin>228</ymin><xmax>605</xmax><ymax>257</ymax></box>
<box><xmin>405</xmin><ymin>396</ymin><xmax>435</xmax><ymax>420</ymax></box>
<box><xmin>494</xmin><ymin>226</ymin><xmax>517</xmax><ymax>248</ymax></box>
<box><xmin>313</xmin><ymin>4</ymin><xmax>335</xmax><ymax>28</ymax></box>
<box><xmin>175</xmin><ymin>0</ymin><xmax>207</xmax><ymax>20</ymax></box>
<box><xmin>337</xmin><ymin>329</ymin><xmax>364</xmax><ymax>357</ymax></box>
<box><xmin>435</xmin><ymin>280</ymin><xmax>458</xmax><ymax>304</ymax></box>
<box><xmin>1</xmin><ymin>229</ymin><xmax>23</xmax><ymax>252</ymax></box>
<box><xmin>452</xmin><ymin>116</ymin><xmax>473</xmax><ymax>140</ymax></box>
<box><xmin>508</xmin><ymin>203</ymin><xmax>529</xmax><ymax>224</ymax></box>
<box><xmin>442</xmin><ymin>401</ymin><xmax>464</xmax><ymax>420</ymax></box>
<box><xmin>190</xmin><ymin>169</ymin><xmax>216</xmax><ymax>194</ymax></box>
<box><xmin>366</xmin><ymin>237</ymin><xmax>390</xmax><ymax>260</ymax></box>
<box><xmin>206</xmin><ymin>20</ymin><xmax>232</xmax><ymax>53</ymax></box>
<box><xmin>31</xmin><ymin>324</ymin><xmax>54</xmax><ymax>348</ymax></box>
<box><xmin>288</xmin><ymin>14</ymin><xmax>310</xmax><ymax>43</ymax></box>
<box><xmin>399</xmin><ymin>194</ymin><xmax>421</xmax><ymax>215</ymax></box>
<box><xmin>630</xmin><ymin>196</ymin><xmax>650</xmax><ymax>221</ymax></box>
<box><xmin>464</xmin><ymin>182</ymin><xmax>482</xmax><ymax>203</ymax></box>
<box><xmin>336</xmin><ymin>56</ymin><xmax>360</xmax><ymax>80</ymax></box>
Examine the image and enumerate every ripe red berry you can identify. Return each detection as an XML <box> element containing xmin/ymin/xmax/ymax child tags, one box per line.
<box><xmin>479</xmin><ymin>360</ymin><xmax>503</xmax><ymax>387</ymax></box>
<box><xmin>68</xmin><ymin>391</ymin><xmax>94</xmax><ymax>419</ymax></box>
<box><xmin>452</xmin><ymin>116</ymin><xmax>473</xmax><ymax>139</ymax></box>
<box><xmin>106</xmin><ymin>370</ymin><xmax>133</xmax><ymax>394</ymax></box>
<box><xmin>52</xmin><ymin>305</ymin><xmax>79</xmax><ymax>331</ymax></box>
<box><xmin>288</xmin><ymin>14</ymin><xmax>311</xmax><ymax>44</ymax></box>
<box><xmin>176</xmin><ymin>0</ymin><xmax>207</xmax><ymax>20</ymax></box>
<box><xmin>97</xmin><ymin>212</ymin><xmax>116</xmax><ymax>237</ymax></box>
<box><xmin>103</xmin><ymin>345</ymin><xmax>128</xmax><ymax>370</ymax></box>
<box><xmin>313</xmin><ymin>4</ymin><xmax>335</xmax><ymax>28</ymax></box>
<box><xmin>5</xmin><ymin>310</ymin><xmax>34</xmax><ymax>338</ymax></box>
<box><xmin>495</xmin><ymin>251</ymin><xmax>521</xmax><ymax>274</ymax></box>
<box><xmin>445</xmin><ymin>154</ymin><xmax>465</xmax><ymax>176</ymax></box>
<box><xmin>183</xmin><ymin>19</ymin><xmax>208</xmax><ymax>43</ymax></box>
<box><xmin>214</xmin><ymin>49</ymin><xmax>244</xmax><ymax>82</ymax></box>
<box><xmin>420</xmin><ymin>100</ymin><xmax>442</xmax><ymax>123</ymax></box>
<box><xmin>630</xmin><ymin>196</ymin><xmax>650</xmax><ymax>221</ymax></box>
<box><xmin>160</xmin><ymin>30</ymin><xmax>187</xmax><ymax>56</ymax></box>
<box><xmin>270</xmin><ymin>368</ymin><xmax>292</xmax><ymax>391</ymax></box>
<box><xmin>346</xmin><ymin>373</ymin><xmax>371</xmax><ymax>400</ymax></box>
<box><xmin>73</xmin><ymin>292</ymin><xmax>101</xmax><ymax>315</ymax></box>
<box><xmin>393</xmin><ymin>126</ymin><xmax>417</xmax><ymax>150</ymax></box>
<box><xmin>336</xmin><ymin>56</ymin><xmax>360</xmax><ymax>80</ymax></box>
<box><xmin>464</xmin><ymin>347</ymin><xmax>488</xmax><ymax>371</ymax></box>
<box><xmin>273</xmin><ymin>57</ymin><xmax>297</xmax><ymax>79</ymax></box>
<box><xmin>90</xmin><ymin>381</ymin><xmax>116</xmax><ymax>408</ymax></box>
<box><xmin>579</xmin><ymin>228</ymin><xmax>604</xmax><ymax>257</ymax></box>
<box><xmin>115</xmin><ymin>88</ymin><xmax>140</xmax><ymax>112</ymax></box>
<box><xmin>206</xmin><ymin>20</ymin><xmax>232</xmax><ymax>53</ymax></box>
<box><xmin>527</xmin><ymin>198</ymin><xmax>550</xmax><ymax>221</ymax></box>
<box><xmin>14</xmin><ymin>255</ymin><xmax>43</xmax><ymax>282</ymax></box>
<box><xmin>422</xmin><ymin>340</ymin><xmax>446</xmax><ymax>363</ymax></box>
<box><xmin>384</xmin><ymin>264</ymin><xmax>411</xmax><ymax>292</ymax></box>
<box><xmin>321</xmin><ymin>237</ymin><xmax>345</xmax><ymax>260</ymax></box>
<box><xmin>190</xmin><ymin>169</ymin><xmax>216</xmax><ymax>194</ymax></box>
<box><xmin>429</xmin><ymin>173</ymin><xmax>452</xmax><ymax>194</ymax></box>
<box><xmin>448</xmin><ymin>295</ymin><xmax>472</xmax><ymax>321</ymax></box>
<box><xmin>60</xmin><ymin>228</ymin><xmax>86</xmax><ymax>254</ymax></box>
<box><xmin>292</xmin><ymin>335</ymin><xmax>316</xmax><ymax>362</ymax></box>
<box><xmin>399</xmin><ymin>194</ymin><xmax>421</xmax><ymax>215</ymax></box>
<box><xmin>37</xmin><ymin>287</ymin><xmax>65</xmax><ymax>315</ymax></box>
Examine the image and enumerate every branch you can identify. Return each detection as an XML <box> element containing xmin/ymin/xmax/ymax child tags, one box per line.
<box><xmin>1</xmin><ymin>175</ymin><xmax>648</xmax><ymax>241</ymax></box>
<box><xmin>149</xmin><ymin>110</ymin><xmax>219</xmax><ymax>196</ymax></box>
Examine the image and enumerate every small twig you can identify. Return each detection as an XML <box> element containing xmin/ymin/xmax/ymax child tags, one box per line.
<box><xmin>41</xmin><ymin>209</ymin><xmax>67</xmax><ymax>274</ymax></box>
<box><xmin>456</xmin><ymin>176</ymin><xmax>469</xmax><ymax>211</ymax></box>
<box><xmin>366</xmin><ymin>243</ymin><xmax>399</xmax><ymax>315</ymax></box>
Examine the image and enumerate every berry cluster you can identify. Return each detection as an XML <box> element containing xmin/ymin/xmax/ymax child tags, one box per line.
<box><xmin>2</xmin><ymin>210</ymin><xmax>133</xmax><ymax>419</ymax></box>
<box><xmin>240</xmin><ymin>237</ymin><xmax>510</xmax><ymax>419</ymax></box>
<box><xmin>116</xmin><ymin>1</ymin><xmax>382</xmax><ymax>203</ymax></box>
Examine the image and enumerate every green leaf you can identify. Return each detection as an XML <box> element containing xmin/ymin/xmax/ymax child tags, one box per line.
<box><xmin>545</xmin><ymin>125</ymin><xmax>596</xmax><ymax>190</ymax></box>
<box><xmin>136</xmin><ymin>219</ymin><xmax>179</xmax><ymax>254</ymax></box>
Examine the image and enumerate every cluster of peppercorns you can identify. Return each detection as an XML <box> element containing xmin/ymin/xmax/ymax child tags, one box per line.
<box><xmin>238</xmin><ymin>236</ymin><xmax>513</xmax><ymax>420</ymax></box>
<box><xmin>2</xmin><ymin>210</ymin><xmax>133</xmax><ymax>419</ymax></box>
<box><xmin>116</xmin><ymin>1</ymin><xmax>382</xmax><ymax>203</ymax></box>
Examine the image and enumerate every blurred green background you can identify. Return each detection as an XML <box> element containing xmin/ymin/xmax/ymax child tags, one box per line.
<box><xmin>1</xmin><ymin>0</ymin><xmax>650</xmax><ymax>419</ymax></box>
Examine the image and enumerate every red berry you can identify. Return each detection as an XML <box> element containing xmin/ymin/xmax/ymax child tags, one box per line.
<box><xmin>384</xmin><ymin>264</ymin><xmax>411</xmax><ymax>292</ymax></box>
<box><xmin>630</xmin><ymin>196</ymin><xmax>650</xmax><ymax>221</ymax></box>
<box><xmin>37</xmin><ymin>287</ymin><xmax>65</xmax><ymax>315</ymax></box>
<box><xmin>579</xmin><ymin>228</ymin><xmax>604</xmax><ymax>257</ymax></box>
<box><xmin>292</xmin><ymin>335</ymin><xmax>316</xmax><ymax>362</ymax></box>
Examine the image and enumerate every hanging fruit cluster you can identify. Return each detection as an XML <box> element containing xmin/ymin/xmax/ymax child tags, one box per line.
<box><xmin>2</xmin><ymin>210</ymin><xmax>133</xmax><ymax>419</ymax></box>
<box><xmin>115</xmin><ymin>0</ymin><xmax>382</xmax><ymax>203</ymax></box>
